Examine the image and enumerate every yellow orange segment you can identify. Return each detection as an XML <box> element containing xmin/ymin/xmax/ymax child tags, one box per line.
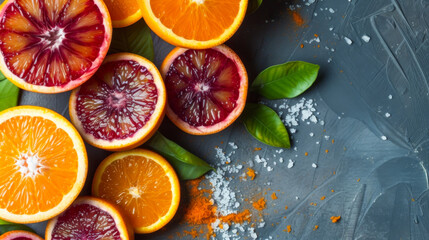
<box><xmin>92</xmin><ymin>149</ymin><xmax>180</xmax><ymax>233</ymax></box>
<box><xmin>0</xmin><ymin>106</ymin><xmax>87</xmax><ymax>223</ymax></box>
<box><xmin>139</xmin><ymin>0</ymin><xmax>248</xmax><ymax>48</ymax></box>
<box><xmin>104</xmin><ymin>0</ymin><xmax>142</xmax><ymax>28</ymax></box>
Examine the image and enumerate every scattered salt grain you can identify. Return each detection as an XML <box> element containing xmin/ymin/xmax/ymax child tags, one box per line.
<box><xmin>388</xmin><ymin>94</ymin><xmax>393</xmax><ymax>100</ymax></box>
<box><xmin>267</xmin><ymin>166</ymin><xmax>273</xmax><ymax>172</ymax></box>
<box><xmin>228</xmin><ymin>142</ymin><xmax>238</xmax><ymax>149</ymax></box>
<box><xmin>312</xmin><ymin>163</ymin><xmax>318</xmax><ymax>168</ymax></box>
<box><xmin>309</xmin><ymin>132</ymin><xmax>314</xmax><ymax>137</ymax></box>
<box><xmin>385</xmin><ymin>113</ymin><xmax>391</xmax><ymax>118</ymax></box>
<box><xmin>381</xmin><ymin>136</ymin><xmax>387</xmax><ymax>141</ymax></box>
<box><xmin>329</xmin><ymin>27</ymin><xmax>334</xmax><ymax>31</ymax></box>
<box><xmin>344</xmin><ymin>36</ymin><xmax>353</xmax><ymax>45</ymax></box>
<box><xmin>287</xmin><ymin>160</ymin><xmax>295</xmax><ymax>169</ymax></box>
<box><xmin>361</xmin><ymin>35</ymin><xmax>371</xmax><ymax>42</ymax></box>
<box><xmin>290</xmin><ymin>128</ymin><xmax>297</xmax><ymax>133</ymax></box>
<box><xmin>328</xmin><ymin>8</ymin><xmax>335</xmax><ymax>13</ymax></box>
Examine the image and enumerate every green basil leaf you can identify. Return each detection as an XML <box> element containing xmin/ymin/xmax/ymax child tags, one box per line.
<box><xmin>243</xmin><ymin>103</ymin><xmax>290</xmax><ymax>148</ymax></box>
<box><xmin>146</xmin><ymin>132</ymin><xmax>214</xmax><ymax>180</ymax></box>
<box><xmin>109</xmin><ymin>19</ymin><xmax>154</xmax><ymax>61</ymax></box>
<box><xmin>0</xmin><ymin>219</ymin><xmax>35</xmax><ymax>235</ymax></box>
<box><xmin>247</xmin><ymin>0</ymin><xmax>263</xmax><ymax>14</ymax></box>
<box><xmin>251</xmin><ymin>61</ymin><xmax>319</xmax><ymax>99</ymax></box>
<box><xmin>0</xmin><ymin>72</ymin><xmax>19</xmax><ymax>112</ymax></box>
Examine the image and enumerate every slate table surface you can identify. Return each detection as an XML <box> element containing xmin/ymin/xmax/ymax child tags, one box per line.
<box><xmin>5</xmin><ymin>0</ymin><xmax>429</xmax><ymax>239</ymax></box>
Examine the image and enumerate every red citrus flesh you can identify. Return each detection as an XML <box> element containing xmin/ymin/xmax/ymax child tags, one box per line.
<box><xmin>161</xmin><ymin>45</ymin><xmax>248</xmax><ymax>135</ymax></box>
<box><xmin>0</xmin><ymin>230</ymin><xmax>43</xmax><ymax>240</ymax></box>
<box><xmin>69</xmin><ymin>53</ymin><xmax>166</xmax><ymax>151</ymax></box>
<box><xmin>0</xmin><ymin>0</ymin><xmax>112</xmax><ymax>93</ymax></box>
<box><xmin>50</xmin><ymin>203</ymin><xmax>121</xmax><ymax>239</ymax></box>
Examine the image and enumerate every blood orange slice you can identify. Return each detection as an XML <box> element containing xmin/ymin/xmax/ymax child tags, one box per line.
<box><xmin>0</xmin><ymin>0</ymin><xmax>112</xmax><ymax>93</ymax></box>
<box><xmin>161</xmin><ymin>45</ymin><xmax>248</xmax><ymax>135</ymax></box>
<box><xmin>0</xmin><ymin>230</ymin><xmax>43</xmax><ymax>240</ymax></box>
<box><xmin>45</xmin><ymin>196</ymin><xmax>133</xmax><ymax>240</ymax></box>
<box><xmin>69</xmin><ymin>53</ymin><xmax>166</xmax><ymax>151</ymax></box>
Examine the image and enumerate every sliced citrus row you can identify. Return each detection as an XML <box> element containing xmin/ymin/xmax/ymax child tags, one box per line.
<box><xmin>139</xmin><ymin>0</ymin><xmax>248</xmax><ymax>49</ymax></box>
<box><xmin>0</xmin><ymin>230</ymin><xmax>43</xmax><ymax>240</ymax></box>
<box><xmin>104</xmin><ymin>0</ymin><xmax>142</xmax><ymax>28</ymax></box>
<box><xmin>46</xmin><ymin>196</ymin><xmax>133</xmax><ymax>240</ymax></box>
<box><xmin>92</xmin><ymin>149</ymin><xmax>180</xmax><ymax>234</ymax></box>
<box><xmin>0</xmin><ymin>106</ymin><xmax>87</xmax><ymax>223</ymax></box>
<box><xmin>69</xmin><ymin>53</ymin><xmax>166</xmax><ymax>151</ymax></box>
<box><xmin>0</xmin><ymin>0</ymin><xmax>112</xmax><ymax>93</ymax></box>
<box><xmin>161</xmin><ymin>45</ymin><xmax>248</xmax><ymax>135</ymax></box>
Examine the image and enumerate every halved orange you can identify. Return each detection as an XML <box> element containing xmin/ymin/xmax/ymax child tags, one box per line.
<box><xmin>0</xmin><ymin>106</ymin><xmax>87</xmax><ymax>223</ymax></box>
<box><xmin>92</xmin><ymin>149</ymin><xmax>180</xmax><ymax>234</ymax></box>
<box><xmin>104</xmin><ymin>0</ymin><xmax>142</xmax><ymax>28</ymax></box>
<box><xmin>46</xmin><ymin>196</ymin><xmax>134</xmax><ymax>240</ymax></box>
<box><xmin>138</xmin><ymin>0</ymin><xmax>248</xmax><ymax>49</ymax></box>
<box><xmin>0</xmin><ymin>0</ymin><xmax>112</xmax><ymax>93</ymax></box>
<box><xmin>69</xmin><ymin>53</ymin><xmax>166</xmax><ymax>151</ymax></box>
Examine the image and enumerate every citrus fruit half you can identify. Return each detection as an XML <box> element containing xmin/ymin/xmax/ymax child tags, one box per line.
<box><xmin>0</xmin><ymin>0</ymin><xmax>112</xmax><ymax>93</ymax></box>
<box><xmin>0</xmin><ymin>230</ymin><xmax>43</xmax><ymax>240</ymax></box>
<box><xmin>160</xmin><ymin>45</ymin><xmax>248</xmax><ymax>135</ymax></box>
<box><xmin>92</xmin><ymin>149</ymin><xmax>180</xmax><ymax>234</ymax></box>
<box><xmin>45</xmin><ymin>196</ymin><xmax>134</xmax><ymax>240</ymax></box>
<box><xmin>0</xmin><ymin>106</ymin><xmax>87</xmax><ymax>223</ymax></box>
<box><xmin>104</xmin><ymin>0</ymin><xmax>142</xmax><ymax>28</ymax></box>
<box><xmin>69</xmin><ymin>53</ymin><xmax>166</xmax><ymax>151</ymax></box>
<box><xmin>138</xmin><ymin>0</ymin><xmax>248</xmax><ymax>49</ymax></box>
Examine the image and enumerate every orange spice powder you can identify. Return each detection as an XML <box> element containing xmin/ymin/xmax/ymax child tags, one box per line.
<box><xmin>320</xmin><ymin>196</ymin><xmax>326</xmax><ymax>200</ymax></box>
<box><xmin>252</xmin><ymin>197</ymin><xmax>266</xmax><ymax>211</ymax></box>
<box><xmin>313</xmin><ymin>225</ymin><xmax>319</xmax><ymax>231</ymax></box>
<box><xmin>289</xmin><ymin>10</ymin><xmax>305</xmax><ymax>27</ymax></box>
<box><xmin>246</xmin><ymin>168</ymin><xmax>256</xmax><ymax>180</ymax></box>
<box><xmin>182</xmin><ymin>178</ymin><xmax>252</xmax><ymax>238</ymax></box>
<box><xmin>287</xmin><ymin>225</ymin><xmax>292</xmax><ymax>233</ymax></box>
<box><xmin>331</xmin><ymin>216</ymin><xmax>341</xmax><ymax>223</ymax></box>
<box><xmin>271</xmin><ymin>192</ymin><xmax>278</xmax><ymax>200</ymax></box>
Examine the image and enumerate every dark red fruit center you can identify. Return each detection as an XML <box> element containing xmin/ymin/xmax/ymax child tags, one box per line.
<box><xmin>76</xmin><ymin>60</ymin><xmax>158</xmax><ymax>141</ymax></box>
<box><xmin>11</xmin><ymin>237</ymin><xmax>33</xmax><ymax>240</ymax></box>
<box><xmin>165</xmin><ymin>49</ymin><xmax>241</xmax><ymax>127</ymax></box>
<box><xmin>0</xmin><ymin>0</ymin><xmax>106</xmax><ymax>87</ymax></box>
<box><xmin>51</xmin><ymin>203</ymin><xmax>121</xmax><ymax>240</ymax></box>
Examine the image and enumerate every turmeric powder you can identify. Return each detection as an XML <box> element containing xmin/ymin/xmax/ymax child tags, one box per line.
<box><xmin>252</xmin><ymin>198</ymin><xmax>266</xmax><ymax>211</ymax></box>
<box><xmin>246</xmin><ymin>168</ymin><xmax>256</xmax><ymax>180</ymax></box>
<box><xmin>289</xmin><ymin>10</ymin><xmax>305</xmax><ymax>27</ymax></box>
<box><xmin>182</xmin><ymin>178</ymin><xmax>252</xmax><ymax>238</ymax></box>
<box><xmin>330</xmin><ymin>216</ymin><xmax>341</xmax><ymax>223</ymax></box>
<box><xmin>271</xmin><ymin>192</ymin><xmax>278</xmax><ymax>200</ymax></box>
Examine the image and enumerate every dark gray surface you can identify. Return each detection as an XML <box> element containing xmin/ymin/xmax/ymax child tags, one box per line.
<box><xmin>14</xmin><ymin>0</ymin><xmax>429</xmax><ymax>239</ymax></box>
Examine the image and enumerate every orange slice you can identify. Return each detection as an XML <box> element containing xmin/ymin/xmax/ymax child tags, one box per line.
<box><xmin>0</xmin><ymin>0</ymin><xmax>112</xmax><ymax>93</ymax></box>
<box><xmin>0</xmin><ymin>106</ymin><xmax>87</xmax><ymax>223</ymax></box>
<box><xmin>92</xmin><ymin>149</ymin><xmax>180</xmax><ymax>234</ymax></box>
<box><xmin>160</xmin><ymin>45</ymin><xmax>248</xmax><ymax>135</ymax></box>
<box><xmin>45</xmin><ymin>196</ymin><xmax>134</xmax><ymax>240</ymax></box>
<box><xmin>104</xmin><ymin>0</ymin><xmax>142</xmax><ymax>28</ymax></box>
<box><xmin>69</xmin><ymin>53</ymin><xmax>166</xmax><ymax>151</ymax></box>
<box><xmin>138</xmin><ymin>0</ymin><xmax>248</xmax><ymax>49</ymax></box>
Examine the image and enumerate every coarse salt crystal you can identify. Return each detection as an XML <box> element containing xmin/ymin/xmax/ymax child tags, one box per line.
<box><xmin>388</xmin><ymin>94</ymin><xmax>393</xmax><ymax>99</ymax></box>
<box><xmin>309</xmin><ymin>132</ymin><xmax>314</xmax><ymax>137</ymax></box>
<box><xmin>385</xmin><ymin>113</ymin><xmax>391</xmax><ymax>118</ymax></box>
<box><xmin>312</xmin><ymin>163</ymin><xmax>318</xmax><ymax>168</ymax></box>
<box><xmin>381</xmin><ymin>136</ymin><xmax>387</xmax><ymax>140</ymax></box>
<box><xmin>344</xmin><ymin>36</ymin><xmax>353</xmax><ymax>45</ymax></box>
<box><xmin>361</xmin><ymin>35</ymin><xmax>371</xmax><ymax>42</ymax></box>
<box><xmin>329</xmin><ymin>8</ymin><xmax>335</xmax><ymax>13</ymax></box>
<box><xmin>288</xmin><ymin>159</ymin><xmax>295</xmax><ymax>168</ymax></box>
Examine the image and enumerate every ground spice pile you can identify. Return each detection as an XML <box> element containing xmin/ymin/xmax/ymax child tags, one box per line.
<box><xmin>182</xmin><ymin>178</ymin><xmax>253</xmax><ymax>239</ymax></box>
